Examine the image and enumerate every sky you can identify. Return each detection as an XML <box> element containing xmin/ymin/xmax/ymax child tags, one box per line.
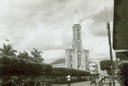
<box><xmin>0</xmin><ymin>0</ymin><xmax>114</xmax><ymax>63</ymax></box>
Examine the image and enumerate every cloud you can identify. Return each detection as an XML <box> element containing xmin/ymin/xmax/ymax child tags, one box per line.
<box><xmin>92</xmin><ymin>8</ymin><xmax>113</xmax><ymax>23</ymax></box>
<box><xmin>0</xmin><ymin>0</ymin><xmax>114</xmax><ymax>63</ymax></box>
<box><xmin>80</xmin><ymin>17</ymin><xmax>111</xmax><ymax>60</ymax></box>
<box><xmin>43</xmin><ymin>50</ymin><xmax>65</xmax><ymax>63</ymax></box>
<box><xmin>91</xmin><ymin>23</ymin><xmax>108</xmax><ymax>37</ymax></box>
<box><xmin>15</xmin><ymin>24</ymin><xmax>64</xmax><ymax>50</ymax></box>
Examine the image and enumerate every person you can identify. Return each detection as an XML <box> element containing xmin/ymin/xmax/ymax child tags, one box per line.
<box><xmin>66</xmin><ymin>75</ymin><xmax>71</xmax><ymax>86</ymax></box>
<box><xmin>90</xmin><ymin>76</ymin><xmax>97</xmax><ymax>85</ymax></box>
<box><xmin>98</xmin><ymin>76</ymin><xmax>103</xmax><ymax>86</ymax></box>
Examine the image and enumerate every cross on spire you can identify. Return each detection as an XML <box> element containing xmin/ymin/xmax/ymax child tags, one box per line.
<box><xmin>75</xmin><ymin>9</ymin><xmax>78</xmax><ymax>24</ymax></box>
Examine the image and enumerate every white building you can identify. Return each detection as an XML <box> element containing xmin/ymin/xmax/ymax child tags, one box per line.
<box><xmin>89</xmin><ymin>60</ymin><xmax>108</xmax><ymax>76</ymax></box>
<box><xmin>51</xmin><ymin>58</ymin><xmax>66</xmax><ymax>68</ymax></box>
<box><xmin>65</xmin><ymin>12</ymin><xmax>89</xmax><ymax>71</ymax></box>
<box><xmin>51</xmin><ymin>12</ymin><xmax>89</xmax><ymax>71</ymax></box>
<box><xmin>89</xmin><ymin>62</ymin><xmax>98</xmax><ymax>74</ymax></box>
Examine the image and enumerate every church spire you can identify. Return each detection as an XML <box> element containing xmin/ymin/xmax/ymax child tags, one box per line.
<box><xmin>75</xmin><ymin>10</ymin><xmax>78</xmax><ymax>24</ymax></box>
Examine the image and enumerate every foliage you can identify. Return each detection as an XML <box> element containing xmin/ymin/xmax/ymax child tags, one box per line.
<box><xmin>0</xmin><ymin>56</ymin><xmax>53</xmax><ymax>76</ymax></box>
<box><xmin>0</xmin><ymin>44</ymin><xmax>17</xmax><ymax>57</ymax></box>
<box><xmin>18</xmin><ymin>51</ymin><xmax>32</xmax><ymax>60</ymax></box>
<box><xmin>120</xmin><ymin>63</ymin><xmax>128</xmax><ymax>78</ymax></box>
<box><xmin>100</xmin><ymin>60</ymin><xmax>112</xmax><ymax>75</ymax></box>
<box><xmin>31</xmin><ymin>48</ymin><xmax>44</xmax><ymax>63</ymax></box>
<box><xmin>51</xmin><ymin>68</ymin><xmax>90</xmax><ymax>76</ymax></box>
<box><xmin>0</xmin><ymin>44</ymin><xmax>90</xmax><ymax>84</ymax></box>
<box><xmin>100</xmin><ymin>60</ymin><xmax>111</xmax><ymax>70</ymax></box>
<box><xmin>0</xmin><ymin>44</ymin><xmax>50</xmax><ymax>77</ymax></box>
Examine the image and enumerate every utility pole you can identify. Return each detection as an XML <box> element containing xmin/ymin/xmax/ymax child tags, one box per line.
<box><xmin>107</xmin><ymin>22</ymin><xmax>115</xmax><ymax>86</ymax></box>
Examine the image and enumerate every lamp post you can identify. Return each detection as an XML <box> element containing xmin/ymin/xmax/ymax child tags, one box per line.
<box><xmin>107</xmin><ymin>22</ymin><xmax>115</xmax><ymax>86</ymax></box>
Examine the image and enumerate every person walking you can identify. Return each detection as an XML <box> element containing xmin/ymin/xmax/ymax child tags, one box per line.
<box><xmin>90</xmin><ymin>76</ymin><xmax>97</xmax><ymax>85</ymax></box>
<box><xmin>66</xmin><ymin>75</ymin><xmax>71</xmax><ymax>86</ymax></box>
<box><xmin>98</xmin><ymin>76</ymin><xmax>103</xmax><ymax>86</ymax></box>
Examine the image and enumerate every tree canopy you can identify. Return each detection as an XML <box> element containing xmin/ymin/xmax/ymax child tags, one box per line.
<box><xmin>0</xmin><ymin>44</ymin><xmax>90</xmax><ymax>79</ymax></box>
<box><xmin>31</xmin><ymin>48</ymin><xmax>44</xmax><ymax>63</ymax></box>
<box><xmin>0</xmin><ymin>44</ymin><xmax>17</xmax><ymax>57</ymax></box>
<box><xmin>100</xmin><ymin>60</ymin><xmax>112</xmax><ymax>75</ymax></box>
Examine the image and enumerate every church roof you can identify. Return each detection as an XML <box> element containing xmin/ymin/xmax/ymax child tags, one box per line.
<box><xmin>51</xmin><ymin>58</ymin><xmax>65</xmax><ymax>64</ymax></box>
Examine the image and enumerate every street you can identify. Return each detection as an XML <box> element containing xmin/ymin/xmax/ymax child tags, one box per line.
<box><xmin>52</xmin><ymin>81</ymin><xmax>98</xmax><ymax>86</ymax></box>
<box><xmin>51</xmin><ymin>81</ymin><xmax>120</xmax><ymax>86</ymax></box>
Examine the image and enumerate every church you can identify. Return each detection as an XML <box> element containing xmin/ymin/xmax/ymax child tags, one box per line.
<box><xmin>51</xmin><ymin>11</ymin><xmax>89</xmax><ymax>71</ymax></box>
<box><xmin>65</xmin><ymin>11</ymin><xmax>89</xmax><ymax>71</ymax></box>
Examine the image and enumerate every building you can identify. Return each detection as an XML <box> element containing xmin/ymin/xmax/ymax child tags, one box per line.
<box><xmin>89</xmin><ymin>62</ymin><xmax>98</xmax><ymax>75</ymax></box>
<box><xmin>51</xmin><ymin>58</ymin><xmax>66</xmax><ymax>68</ymax></box>
<box><xmin>65</xmin><ymin>11</ymin><xmax>89</xmax><ymax>70</ymax></box>
<box><xmin>89</xmin><ymin>60</ymin><xmax>109</xmax><ymax>76</ymax></box>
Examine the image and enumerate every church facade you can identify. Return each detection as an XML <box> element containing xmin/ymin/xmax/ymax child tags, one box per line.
<box><xmin>65</xmin><ymin>21</ymin><xmax>89</xmax><ymax>71</ymax></box>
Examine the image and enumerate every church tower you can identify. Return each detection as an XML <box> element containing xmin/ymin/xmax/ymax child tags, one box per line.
<box><xmin>65</xmin><ymin>10</ymin><xmax>89</xmax><ymax>70</ymax></box>
<box><xmin>72</xmin><ymin>10</ymin><xmax>82</xmax><ymax>69</ymax></box>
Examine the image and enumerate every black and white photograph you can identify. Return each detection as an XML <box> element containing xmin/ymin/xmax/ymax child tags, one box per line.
<box><xmin>0</xmin><ymin>0</ymin><xmax>127</xmax><ymax>86</ymax></box>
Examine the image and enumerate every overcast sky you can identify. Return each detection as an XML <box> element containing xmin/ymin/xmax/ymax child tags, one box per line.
<box><xmin>0</xmin><ymin>0</ymin><xmax>114</xmax><ymax>63</ymax></box>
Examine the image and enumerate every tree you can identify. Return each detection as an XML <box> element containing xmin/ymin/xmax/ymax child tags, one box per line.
<box><xmin>0</xmin><ymin>44</ymin><xmax>17</xmax><ymax>57</ymax></box>
<box><xmin>31</xmin><ymin>48</ymin><xmax>44</xmax><ymax>63</ymax></box>
<box><xmin>100</xmin><ymin>60</ymin><xmax>111</xmax><ymax>70</ymax></box>
<box><xmin>0</xmin><ymin>44</ymin><xmax>17</xmax><ymax>76</ymax></box>
<box><xmin>18</xmin><ymin>51</ymin><xmax>33</xmax><ymax>61</ymax></box>
<box><xmin>100</xmin><ymin>60</ymin><xmax>112</xmax><ymax>75</ymax></box>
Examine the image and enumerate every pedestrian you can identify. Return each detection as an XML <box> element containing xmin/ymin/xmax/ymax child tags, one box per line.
<box><xmin>98</xmin><ymin>76</ymin><xmax>103</xmax><ymax>86</ymax></box>
<box><xmin>66</xmin><ymin>75</ymin><xmax>71</xmax><ymax>86</ymax></box>
<box><xmin>90</xmin><ymin>77</ymin><xmax>97</xmax><ymax>85</ymax></box>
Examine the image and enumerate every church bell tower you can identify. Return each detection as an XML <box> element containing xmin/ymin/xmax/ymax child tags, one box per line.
<box><xmin>72</xmin><ymin>10</ymin><xmax>82</xmax><ymax>69</ymax></box>
<box><xmin>65</xmin><ymin>10</ymin><xmax>89</xmax><ymax>70</ymax></box>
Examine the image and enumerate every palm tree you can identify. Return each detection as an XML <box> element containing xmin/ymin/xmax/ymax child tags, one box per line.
<box><xmin>31</xmin><ymin>48</ymin><xmax>44</xmax><ymax>63</ymax></box>
<box><xmin>0</xmin><ymin>44</ymin><xmax>17</xmax><ymax>57</ymax></box>
<box><xmin>0</xmin><ymin>44</ymin><xmax>18</xmax><ymax>78</ymax></box>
